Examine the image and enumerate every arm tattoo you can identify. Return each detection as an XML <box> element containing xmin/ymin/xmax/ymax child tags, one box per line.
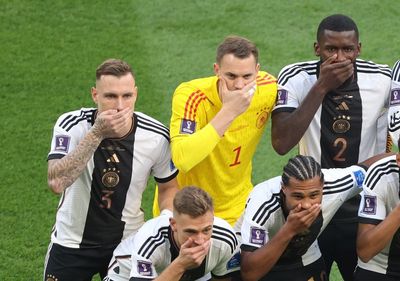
<box><xmin>48</xmin><ymin>129</ymin><xmax>103</xmax><ymax>193</ymax></box>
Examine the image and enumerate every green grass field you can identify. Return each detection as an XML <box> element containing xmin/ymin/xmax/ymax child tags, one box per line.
<box><xmin>1</xmin><ymin>0</ymin><xmax>399</xmax><ymax>280</ymax></box>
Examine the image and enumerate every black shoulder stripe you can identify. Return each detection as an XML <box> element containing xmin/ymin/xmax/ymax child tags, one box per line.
<box><xmin>393</xmin><ymin>61</ymin><xmax>400</xmax><ymax>82</ymax></box>
<box><xmin>59</xmin><ymin>109</ymin><xmax>95</xmax><ymax>132</ymax></box>
<box><xmin>389</xmin><ymin>123</ymin><xmax>400</xmax><ymax>133</ymax></box>
<box><xmin>364</xmin><ymin>159</ymin><xmax>398</xmax><ymax>189</ymax></box>
<box><xmin>213</xmin><ymin>225</ymin><xmax>238</xmax><ymax>246</ymax></box>
<box><xmin>252</xmin><ymin>193</ymin><xmax>280</xmax><ymax>225</ymax></box>
<box><xmin>356</xmin><ymin>60</ymin><xmax>391</xmax><ymax>78</ymax></box>
<box><xmin>278</xmin><ymin>62</ymin><xmax>318</xmax><ymax>86</ymax></box>
<box><xmin>323</xmin><ymin>181</ymin><xmax>354</xmax><ymax>195</ymax></box>
<box><xmin>137</xmin><ymin>227</ymin><xmax>169</xmax><ymax>259</ymax></box>
<box><xmin>323</xmin><ymin>175</ymin><xmax>354</xmax><ymax>191</ymax></box>
<box><xmin>136</xmin><ymin>115</ymin><xmax>170</xmax><ymax>141</ymax></box>
<box><xmin>212</xmin><ymin>226</ymin><xmax>238</xmax><ymax>253</ymax></box>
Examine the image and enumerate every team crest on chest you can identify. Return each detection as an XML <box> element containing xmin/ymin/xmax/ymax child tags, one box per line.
<box><xmin>102</xmin><ymin>168</ymin><xmax>120</xmax><ymax>188</ymax></box>
<box><xmin>256</xmin><ymin>107</ymin><xmax>268</xmax><ymax>129</ymax></box>
<box><xmin>332</xmin><ymin>115</ymin><xmax>351</xmax><ymax>133</ymax></box>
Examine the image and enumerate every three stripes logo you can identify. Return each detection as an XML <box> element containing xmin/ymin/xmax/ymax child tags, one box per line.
<box><xmin>107</xmin><ymin>153</ymin><xmax>120</xmax><ymax>163</ymax></box>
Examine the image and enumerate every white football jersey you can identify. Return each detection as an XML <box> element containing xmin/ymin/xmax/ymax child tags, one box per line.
<box><xmin>388</xmin><ymin>60</ymin><xmax>400</xmax><ymax>145</ymax></box>
<box><xmin>48</xmin><ymin>108</ymin><xmax>178</xmax><ymax>248</ymax></box>
<box><xmin>358</xmin><ymin>154</ymin><xmax>400</xmax><ymax>278</ymax></box>
<box><xmin>274</xmin><ymin>59</ymin><xmax>391</xmax><ymax>167</ymax></box>
<box><xmin>240</xmin><ymin>165</ymin><xmax>365</xmax><ymax>276</ymax></box>
<box><xmin>126</xmin><ymin>215</ymin><xmax>240</xmax><ymax>280</ymax></box>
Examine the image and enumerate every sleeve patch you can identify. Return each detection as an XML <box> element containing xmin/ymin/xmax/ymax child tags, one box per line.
<box><xmin>180</xmin><ymin>119</ymin><xmax>196</xmax><ymax>134</ymax></box>
<box><xmin>226</xmin><ymin>252</ymin><xmax>240</xmax><ymax>270</ymax></box>
<box><xmin>361</xmin><ymin>195</ymin><xmax>377</xmax><ymax>215</ymax></box>
<box><xmin>390</xmin><ymin>89</ymin><xmax>400</xmax><ymax>106</ymax></box>
<box><xmin>276</xmin><ymin>89</ymin><xmax>288</xmax><ymax>106</ymax></box>
<box><xmin>137</xmin><ymin>260</ymin><xmax>152</xmax><ymax>276</ymax></box>
<box><xmin>250</xmin><ymin>227</ymin><xmax>266</xmax><ymax>245</ymax></box>
<box><xmin>54</xmin><ymin>135</ymin><xmax>70</xmax><ymax>153</ymax></box>
<box><xmin>353</xmin><ymin>170</ymin><xmax>365</xmax><ymax>187</ymax></box>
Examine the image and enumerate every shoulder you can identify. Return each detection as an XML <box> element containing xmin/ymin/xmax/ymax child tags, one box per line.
<box><xmin>278</xmin><ymin>60</ymin><xmax>319</xmax><ymax>86</ymax></box>
<box><xmin>212</xmin><ymin>217</ymin><xmax>239</xmax><ymax>253</ymax></box>
<box><xmin>364</xmin><ymin>154</ymin><xmax>399</xmax><ymax>190</ymax></box>
<box><xmin>175</xmin><ymin>76</ymin><xmax>216</xmax><ymax>95</ymax></box>
<box><xmin>134</xmin><ymin>216</ymin><xmax>170</xmax><ymax>258</ymax></box>
<box><xmin>256</xmin><ymin>71</ymin><xmax>277</xmax><ymax>86</ymax></box>
<box><xmin>245</xmin><ymin>177</ymin><xmax>282</xmax><ymax>224</ymax></box>
<box><xmin>322</xmin><ymin>166</ymin><xmax>366</xmax><ymax>195</ymax></box>
<box><xmin>135</xmin><ymin>112</ymin><xmax>170</xmax><ymax>142</ymax></box>
<box><xmin>392</xmin><ymin>60</ymin><xmax>400</xmax><ymax>82</ymax></box>
<box><xmin>55</xmin><ymin>108</ymin><xmax>96</xmax><ymax>132</ymax></box>
<box><xmin>356</xmin><ymin>59</ymin><xmax>391</xmax><ymax>78</ymax></box>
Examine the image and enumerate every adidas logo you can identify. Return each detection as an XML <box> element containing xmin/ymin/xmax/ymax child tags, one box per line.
<box><xmin>336</xmin><ymin>102</ymin><xmax>349</xmax><ymax>111</ymax></box>
<box><xmin>107</xmin><ymin>153</ymin><xmax>120</xmax><ymax>163</ymax></box>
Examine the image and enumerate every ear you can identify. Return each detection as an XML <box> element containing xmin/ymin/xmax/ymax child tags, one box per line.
<box><xmin>314</xmin><ymin>42</ymin><xmax>320</xmax><ymax>57</ymax></box>
<box><xmin>170</xmin><ymin>217</ymin><xmax>177</xmax><ymax>232</ymax></box>
<box><xmin>256</xmin><ymin>63</ymin><xmax>260</xmax><ymax>72</ymax></box>
<box><xmin>213</xmin><ymin>63</ymin><xmax>220</xmax><ymax>76</ymax></box>
<box><xmin>91</xmin><ymin>87</ymin><xmax>98</xmax><ymax>104</ymax></box>
<box><xmin>356</xmin><ymin>42</ymin><xmax>362</xmax><ymax>57</ymax></box>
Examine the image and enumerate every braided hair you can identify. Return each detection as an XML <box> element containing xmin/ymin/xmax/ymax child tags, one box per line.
<box><xmin>281</xmin><ymin>155</ymin><xmax>324</xmax><ymax>186</ymax></box>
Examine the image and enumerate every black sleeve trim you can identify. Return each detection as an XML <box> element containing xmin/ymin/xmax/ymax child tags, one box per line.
<box><xmin>358</xmin><ymin>217</ymin><xmax>382</xmax><ymax>225</ymax></box>
<box><xmin>271</xmin><ymin>107</ymin><xmax>296</xmax><ymax>116</ymax></box>
<box><xmin>212</xmin><ymin>270</ymin><xmax>240</xmax><ymax>279</ymax></box>
<box><xmin>154</xmin><ymin>170</ymin><xmax>179</xmax><ymax>183</ymax></box>
<box><xmin>240</xmin><ymin>244</ymin><xmax>258</xmax><ymax>252</ymax></box>
<box><xmin>47</xmin><ymin>154</ymin><xmax>66</xmax><ymax>161</ymax></box>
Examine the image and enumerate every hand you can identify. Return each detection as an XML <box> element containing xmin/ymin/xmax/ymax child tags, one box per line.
<box><xmin>218</xmin><ymin>78</ymin><xmax>256</xmax><ymax>118</ymax></box>
<box><xmin>317</xmin><ymin>54</ymin><xmax>354</xmax><ymax>92</ymax></box>
<box><xmin>176</xmin><ymin>237</ymin><xmax>211</xmax><ymax>270</ymax></box>
<box><xmin>285</xmin><ymin>203</ymin><xmax>321</xmax><ymax>235</ymax></box>
<box><xmin>92</xmin><ymin>107</ymin><xmax>133</xmax><ymax>139</ymax></box>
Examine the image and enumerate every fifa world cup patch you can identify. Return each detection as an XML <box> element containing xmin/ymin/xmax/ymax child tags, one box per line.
<box><xmin>226</xmin><ymin>252</ymin><xmax>241</xmax><ymax>270</ymax></box>
<box><xmin>276</xmin><ymin>89</ymin><xmax>288</xmax><ymax>106</ymax></box>
<box><xmin>362</xmin><ymin>195</ymin><xmax>376</xmax><ymax>215</ymax></box>
<box><xmin>55</xmin><ymin>135</ymin><xmax>70</xmax><ymax>153</ymax></box>
<box><xmin>180</xmin><ymin>119</ymin><xmax>196</xmax><ymax>134</ymax></box>
<box><xmin>137</xmin><ymin>260</ymin><xmax>153</xmax><ymax>276</ymax></box>
<box><xmin>250</xmin><ymin>227</ymin><xmax>266</xmax><ymax>245</ymax></box>
<box><xmin>390</xmin><ymin>89</ymin><xmax>400</xmax><ymax>107</ymax></box>
<box><xmin>353</xmin><ymin>170</ymin><xmax>365</xmax><ymax>187</ymax></box>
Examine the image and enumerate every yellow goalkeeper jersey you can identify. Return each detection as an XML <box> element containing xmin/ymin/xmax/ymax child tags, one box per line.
<box><xmin>154</xmin><ymin>71</ymin><xmax>277</xmax><ymax>225</ymax></box>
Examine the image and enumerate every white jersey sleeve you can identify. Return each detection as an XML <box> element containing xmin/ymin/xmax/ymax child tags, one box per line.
<box><xmin>358</xmin><ymin>155</ymin><xmax>399</xmax><ymax>222</ymax></box>
<box><xmin>273</xmin><ymin>61</ymin><xmax>319</xmax><ymax>112</ymax></box>
<box><xmin>240</xmin><ymin>177</ymin><xmax>283</xmax><ymax>249</ymax></box>
<box><xmin>48</xmin><ymin>108</ymin><xmax>95</xmax><ymax>159</ymax></box>
<box><xmin>209</xmin><ymin>217</ymin><xmax>241</xmax><ymax>277</ymax></box>
<box><xmin>389</xmin><ymin>60</ymin><xmax>400</xmax><ymax>146</ymax></box>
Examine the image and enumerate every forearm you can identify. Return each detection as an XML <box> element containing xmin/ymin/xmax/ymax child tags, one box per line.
<box><xmin>272</xmin><ymin>83</ymin><xmax>328</xmax><ymax>155</ymax></box>
<box><xmin>241</xmin><ymin>226</ymin><xmax>295</xmax><ymax>281</ymax></box>
<box><xmin>358</xmin><ymin>207</ymin><xmax>400</xmax><ymax>262</ymax></box>
<box><xmin>48</xmin><ymin>129</ymin><xmax>103</xmax><ymax>194</ymax></box>
<box><xmin>172</xmin><ymin>124</ymin><xmax>221</xmax><ymax>172</ymax></box>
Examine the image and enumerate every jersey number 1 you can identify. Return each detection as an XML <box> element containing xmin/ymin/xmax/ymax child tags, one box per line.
<box><xmin>229</xmin><ymin>146</ymin><xmax>242</xmax><ymax>167</ymax></box>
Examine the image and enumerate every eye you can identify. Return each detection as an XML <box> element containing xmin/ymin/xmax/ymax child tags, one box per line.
<box><xmin>344</xmin><ymin>47</ymin><xmax>354</xmax><ymax>53</ymax></box>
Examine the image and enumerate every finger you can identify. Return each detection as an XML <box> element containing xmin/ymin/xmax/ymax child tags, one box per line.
<box><xmin>243</xmin><ymin>81</ymin><xmax>257</xmax><ymax>97</ymax></box>
<box><xmin>323</xmin><ymin>54</ymin><xmax>337</xmax><ymax>64</ymax></box>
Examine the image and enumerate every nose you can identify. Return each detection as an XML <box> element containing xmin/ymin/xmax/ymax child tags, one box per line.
<box><xmin>301</xmin><ymin>199</ymin><xmax>312</xmax><ymax>210</ymax></box>
<box><xmin>193</xmin><ymin>233</ymin><xmax>206</xmax><ymax>245</ymax></box>
<box><xmin>234</xmin><ymin>78</ymin><xmax>245</xmax><ymax>90</ymax></box>
<box><xmin>116</xmin><ymin>97</ymin><xmax>124</xmax><ymax>111</ymax></box>
<box><xmin>336</xmin><ymin>49</ymin><xmax>346</xmax><ymax>62</ymax></box>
